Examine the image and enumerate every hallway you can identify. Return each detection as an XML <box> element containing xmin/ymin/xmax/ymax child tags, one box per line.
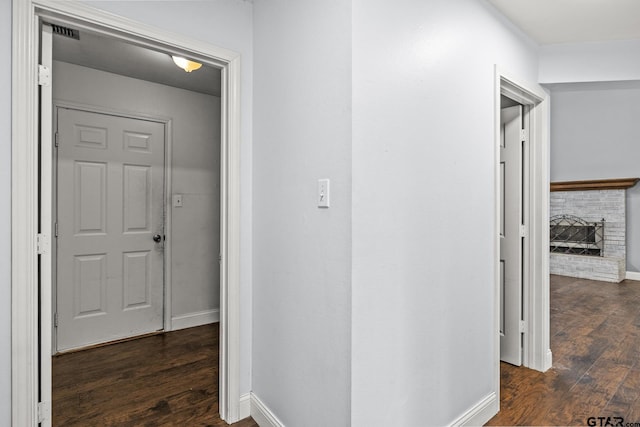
<box><xmin>488</xmin><ymin>275</ymin><xmax>640</xmax><ymax>425</ymax></box>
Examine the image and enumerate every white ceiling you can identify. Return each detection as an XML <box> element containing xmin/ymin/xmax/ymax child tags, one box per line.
<box><xmin>488</xmin><ymin>0</ymin><xmax>640</xmax><ymax>45</ymax></box>
<box><xmin>53</xmin><ymin>28</ymin><xmax>221</xmax><ymax>96</ymax></box>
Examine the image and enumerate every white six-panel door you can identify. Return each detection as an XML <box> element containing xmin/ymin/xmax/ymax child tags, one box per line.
<box><xmin>56</xmin><ymin>107</ymin><xmax>165</xmax><ymax>352</ymax></box>
<box><xmin>500</xmin><ymin>105</ymin><xmax>524</xmax><ymax>366</ymax></box>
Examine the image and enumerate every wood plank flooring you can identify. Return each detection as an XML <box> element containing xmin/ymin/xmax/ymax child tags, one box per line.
<box><xmin>487</xmin><ymin>274</ymin><xmax>640</xmax><ymax>426</ymax></box>
<box><xmin>52</xmin><ymin>323</ymin><xmax>258</xmax><ymax>427</ymax></box>
<box><xmin>55</xmin><ymin>275</ymin><xmax>640</xmax><ymax>425</ymax></box>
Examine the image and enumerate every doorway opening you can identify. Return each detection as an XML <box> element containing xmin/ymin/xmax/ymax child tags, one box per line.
<box><xmin>49</xmin><ymin>22</ymin><xmax>224</xmax><ymax>353</ymax></box>
<box><xmin>12</xmin><ymin>2</ymin><xmax>242</xmax><ymax>425</ymax></box>
<box><xmin>493</xmin><ymin>68</ymin><xmax>552</xmax><ymax>414</ymax></box>
<box><xmin>499</xmin><ymin>94</ymin><xmax>529</xmax><ymax>367</ymax></box>
<box><xmin>46</xmin><ymin>19</ymin><xmax>225</xmax><ymax>424</ymax></box>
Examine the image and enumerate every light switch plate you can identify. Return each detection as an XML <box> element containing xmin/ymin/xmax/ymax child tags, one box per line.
<box><xmin>318</xmin><ymin>179</ymin><xmax>330</xmax><ymax>208</ymax></box>
<box><xmin>173</xmin><ymin>194</ymin><xmax>183</xmax><ymax>207</ymax></box>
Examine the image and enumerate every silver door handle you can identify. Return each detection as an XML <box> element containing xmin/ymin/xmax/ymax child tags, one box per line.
<box><xmin>152</xmin><ymin>234</ymin><xmax>162</xmax><ymax>243</ymax></box>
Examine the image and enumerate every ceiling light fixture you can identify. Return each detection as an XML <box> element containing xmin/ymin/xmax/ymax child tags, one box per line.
<box><xmin>171</xmin><ymin>56</ymin><xmax>202</xmax><ymax>73</ymax></box>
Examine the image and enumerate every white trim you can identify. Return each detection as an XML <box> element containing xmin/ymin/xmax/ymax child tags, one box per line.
<box><xmin>448</xmin><ymin>392</ymin><xmax>499</xmax><ymax>427</ymax></box>
<box><xmin>497</xmin><ymin>67</ymin><xmax>552</xmax><ymax>371</ymax></box>
<box><xmin>53</xmin><ymin>99</ymin><xmax>174</xmax><ymax>124</ymax></box>
<box><xmin>545</xmin><ymin>348</ymin><xmax>553</xmax><ymax>369</ymax></box>
<box><xmin>171</xmin><ymin>309</ymin><xmax>220</xmax><ymax>331</ymax></box>
<box><xmin>626</xmin><ymin>271</ymin><xmax>640</xmax><ymax>281</ymax></box>
<box><xmin>39</xmin><ymin>23</ymin><xmax>54</xmax><ymax>427</ymax></box>
<box><xmin>12</xmin><ymin>0</ymin><xmax>39</xmax><ymax>423</ymax></box>
<box><xmin>250</xmin><ymin>393</ymin><xmax>285</xmax><ymax>427</ymax></box>
<box><xmin>34</xmin><ymin>1</ymin><xmax>239</xmax><ymax>66</ymax></box>
<box><xmin>12</xmin><ymin>1</ymin><xmax>243</xmax><ymax>425</ymax></box>
<box><xmin>493</xmin><ymin>66</ymin><xmax>552</xmax><ymax>417</ymax></box>
<box><xmin>239</xmin><ymin>393</ymin><xmax>251</xmax><ymax>421</ymax></box>
<box><xmin>522</xmin><ymin>75</ymin><xmax>553</xmax><ymax>373</ymax></box>
<box><xmin>219</xmin><ymin>46</ymin><xmax>243</xmax><ymax>425</ymax></box>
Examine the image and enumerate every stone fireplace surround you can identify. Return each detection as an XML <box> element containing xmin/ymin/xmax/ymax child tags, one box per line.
<box><xmin>550</xmin><ymin>178</ymin><xmax>639</xmax><ymax>283</ymax></box>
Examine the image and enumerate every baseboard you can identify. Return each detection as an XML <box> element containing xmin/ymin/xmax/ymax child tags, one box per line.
<box><xmin>544</xmin><ymin>349</ymin><xmax>553</xmax><ymax>371</ymax></box>
<box><xmin>449</xmin><ymin>392</ymin><xmax>498</xmax><ymax>427</ymax></box>
<box><xmin>626</xmin><ymin>271</ymin><xmax>640</xmax><ymax>281</ymax></box>
<box><xmin>239</xmin><ymin>392</ymin><xmax>251</xmax><ymax>420</ymax></box>
<box><xmin>250</xmin><ymin>392</ymin><xmax>285</xmax><ymax>427</ymax></box>
<box><xmin>248</xmin><ymin>390</ymin><xmax>495</xmax><ymax>427</ymax></box>
<box><xmin>170</xmin><ymin>309</ymin><xmax>219</xmax><ymax>331</ymax></box>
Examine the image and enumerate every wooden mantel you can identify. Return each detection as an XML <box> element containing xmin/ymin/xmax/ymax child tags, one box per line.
<box><xmin>550</xmin><ymin>178</ymin><xmax>640</xmax><ymax>192</ymax></box>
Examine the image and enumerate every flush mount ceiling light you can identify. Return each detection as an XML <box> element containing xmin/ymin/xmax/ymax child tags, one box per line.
<box><xmin>171</xmin><ymin>56</ymin><xmax>202</xmax><ymax>73</ymax></box>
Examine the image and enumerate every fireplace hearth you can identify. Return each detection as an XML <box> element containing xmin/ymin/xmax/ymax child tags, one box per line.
<box><xmin>549</xmin><ymin>178</ymin><xmax>639</xmax><ymax>283</ymax></box>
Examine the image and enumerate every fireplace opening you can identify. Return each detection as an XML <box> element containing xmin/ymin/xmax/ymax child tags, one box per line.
<box><xmin>550</xmin><ymin>215</ymin><xmax>604</xmax><ymax>256</ymax></box>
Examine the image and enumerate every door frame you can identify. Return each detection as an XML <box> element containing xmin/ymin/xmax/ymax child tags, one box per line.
<box><xmin>493</xmin><ymin>67</ymin><xmax>552</xmax><ymax>408</ymax></box>
<box><xmin>12</xmin><ymin>1</ymin><xmax>243</xmax><ymax>425</ymax></box>
<box><xmin>52</xmin><ymin>101</ymin><xmax>173</xmax><ymax>352</ymax></box>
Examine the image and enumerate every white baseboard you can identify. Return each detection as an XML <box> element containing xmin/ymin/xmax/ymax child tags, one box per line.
<box><xmin>544</xmin><ymin>349</ymin><xmax>553</xmax><ymax>371</ymax></box>
<box><xmin>247</xmin><ymin>390</ymin><xmax>496</xmax><ymax>427</ymax></box>
<box><xmin>250</xmin><ymin>392</ymin><xmax>285</xmax><ymax>427</ymax></box>
<box><xmin>626</xmin><ymin>271</ymin><xmax>640</xmax><ymax>281</ymax></box>
<box><xmin>449</xmin><ymin>392</ymin><xmax>498</xmax><ymax>427</ymax></box>
<box><xmin>239</xmin><ymin>392</ymin><xmax>251</xmax><ymax>420</ymax></box>
<box><xmin>170</xmin><ymin>309</ymin><xmax>219</xmax><ymax>331</ymax></box>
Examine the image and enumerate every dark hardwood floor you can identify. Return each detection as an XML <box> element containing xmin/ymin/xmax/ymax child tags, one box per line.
<box><xmin>53</xmin><ymin>323</ymin><xmax>258</xmax><ymax>427</ymax></box>
<box><xmin>487</xmin><ymin>274</ymin><xmax>640</xmax><ymax>426</ymax></box>
<box><xmin>55</xmin><ymin>275</ymin><xmax>640</xmax><ymax>425</ymax></box>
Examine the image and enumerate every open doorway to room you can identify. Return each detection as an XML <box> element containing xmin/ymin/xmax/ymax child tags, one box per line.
<box><xmin>490</xmin><ymin>79</ymin><xmax>640</xmax><ymax>425</ymax></box>
<box><xmin>46</xmin><ymin>23</ymin><xmax>228</xmax><ymax>424</ymax></box>
<box><xmin>49</xmin><ymin>24</ymin><xmax>223</xmax><ymax>353</ymax></box>
<box><xmin>494</xmin><ymin>71</ymin><xmax>551</xmax><ymax>373</ymax></box>
<box><xmin>488</xmin><ymin>70</ymin><xmax>551</xmax><ymax>423</ymax></box>
<box><xmin>9</xmin><ymin>3</ymin><xmax>243</xmax><ymax>424</ymax></box>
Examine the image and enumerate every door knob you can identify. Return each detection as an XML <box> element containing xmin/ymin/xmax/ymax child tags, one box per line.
<box><xmin>152</xmin><ymin>234</ymin><xmax>162</xmax><ymax>243</ymax></box>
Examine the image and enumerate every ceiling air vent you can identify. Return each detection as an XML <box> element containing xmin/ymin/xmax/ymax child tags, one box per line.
<box><xmin>51</xmin><ymin>24</ymin><xmax>80</xmax><ymax>40</ymax></box>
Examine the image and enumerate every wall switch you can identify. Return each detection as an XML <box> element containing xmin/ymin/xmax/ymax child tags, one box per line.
<box><xmin>318</xmin><ymin>179</ymin><xmax>330</xmax><ymax>208</ymax></box>
<box><xmin>173</xmin><ymin>194</ymin><xmax>183</xmax><ymax>207</ymax></box>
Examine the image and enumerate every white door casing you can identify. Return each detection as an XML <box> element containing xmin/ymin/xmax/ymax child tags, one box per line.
<box><xmin>56</xmin><ymin>107</ymin><xmax>165</xmax><ymax>352</ymax></box>
<box><xmin>491</xmin><ymin>67</ymin><xmax>552</xmax><ymax>422</ymax></box>
<box><xmin>13</xmin><ymin>1</ymin><xmax>243</xmax><ymax>424</ymax></box>
<box><xmin>499</xmin><ymin>104</ymin><xmax>523</xmax><ymax>366</ymax></box>
<box><xmin>39</xmin><ymin>24</ymin><xmax>54</xmax><ymax>426</ymax></box>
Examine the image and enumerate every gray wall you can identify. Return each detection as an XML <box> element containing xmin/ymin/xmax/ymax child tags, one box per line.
<box><xmin>0</xmin><ymin>0</ymin><xmax>11</xmax><ymax>423</ymax></box>
<box><xmin>251</xmin><ymin>0</ymin><xmax>541</xmax><ymax>425</ymax></box>
<box><xmin>252</xmin><ymin>0</ymin><xmax>352</xmax><ymax>425</ymax></box>
<box><xmin>539</xmin><ymin>39</ymin><xmax>640</xmax><ymax>84</ymax></box>
<box><xmin>53</xmin><ymin>60</ymin><xmax>221</xmax><ymax>323</ymax></box>
<box><xmin>550</xmin><ymin>81</ymin><xmax>640</xmax><ymax>272</ymax></box>
<box><xmin>351</xmin><ymin>0</ymin><xmax>539</xmax><ymax>424</ymax></box>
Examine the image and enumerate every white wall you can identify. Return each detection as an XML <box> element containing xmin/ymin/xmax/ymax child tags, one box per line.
<box><xmin>550</xmin><ymin>81</ymin><xmax>640</xmax><ymax>273</ymax></box>
<box><xmin>0</xmin><ymin>0</ymin><xmax>11</xmax><ymax>423</ymax></box>
<box><xmin>78</xmin><ymin>0</ymin><xmax>254</xmax><ymax>393</ymax></box>
<box><xmin>539</xmin><ymin>39</ymin><xmax>640</xmax><ymax>84</ymax></box>
<box><xmin>252</xmin><ymin>0</ymin><xmax>352</xmax><ymax>425</ymax></box>
<box><xmin>53</xmin><ymin>60</ymin><xmax>221</xmax><ymax>324</ymax></box>
<box><xmin>351</xmin><ymin>0</ymin><xmax>539</xmax><ymax>424</ymax></box>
